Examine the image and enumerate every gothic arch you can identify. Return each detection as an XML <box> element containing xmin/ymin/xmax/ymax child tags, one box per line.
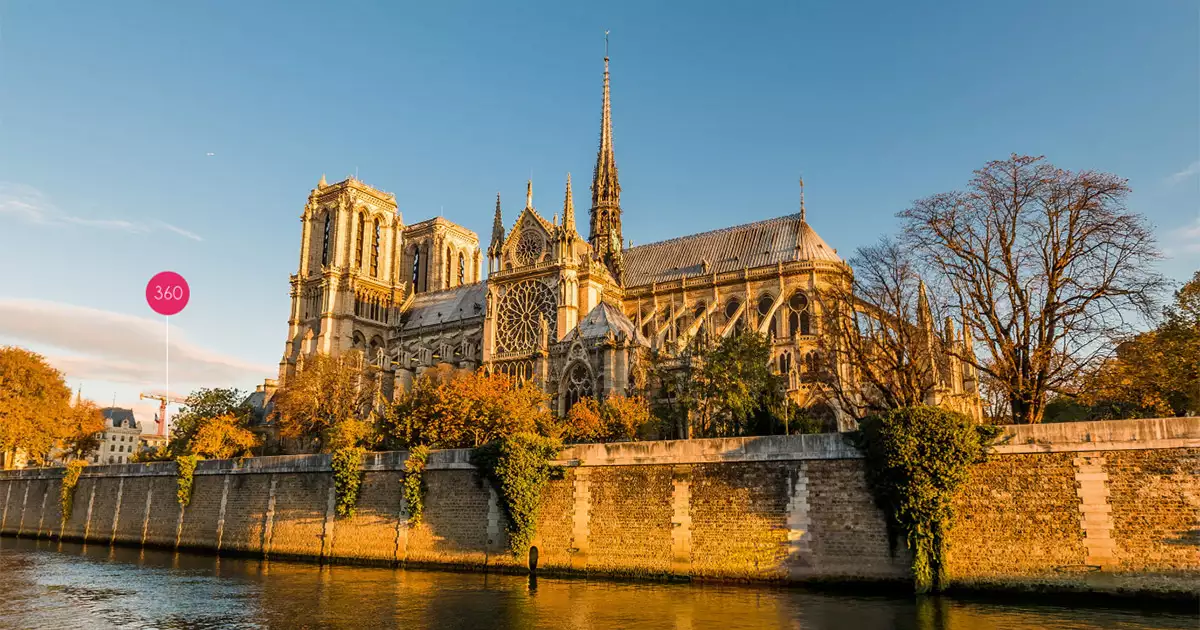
<box><xmin>787</xmin><ymin>290</ymin><xmax>811</xmax><ymax>336</ymax></box>
<box><xmin>560</xmin><ymin>360</ymin><xmax>596</xmax><ymax>414</ymax></box>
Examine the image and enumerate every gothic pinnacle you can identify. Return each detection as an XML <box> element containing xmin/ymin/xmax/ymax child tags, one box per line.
<box><xmin>563</xmin><ymin>172</ymin><xmax>576</xmax><ymax>234</ymax></box>
<box><xmin>526</xmin><ymin>179</ymin><xmax>534</xmax><ymax>209</ymax></box>
<box><xmin>489</xmin><ymin>192</ymin><xmax>504</xmax><ymax>253</ymax></box>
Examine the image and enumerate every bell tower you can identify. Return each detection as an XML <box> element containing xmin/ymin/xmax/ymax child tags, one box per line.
<box><xmin>279</xmin><ymin>175</ymin><xmax>404</xmax><ymax>382</ymax></box>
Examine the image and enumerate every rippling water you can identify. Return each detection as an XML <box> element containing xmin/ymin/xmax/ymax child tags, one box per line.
<box><xmin>0</xmin><ymin>536</ymin><xmax>1193</xmax><ymax>629</ymax></box>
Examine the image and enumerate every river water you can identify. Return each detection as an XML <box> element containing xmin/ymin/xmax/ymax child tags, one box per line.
<box><xmin>0</xmin><ymin>537</ymin><xmax>1193</xmax><ymax>629</ymax></box>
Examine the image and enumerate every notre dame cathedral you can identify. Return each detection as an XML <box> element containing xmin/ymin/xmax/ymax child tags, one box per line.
<box><xmin>276</xmin><ymin>54</ymin><xmax>981</xmax><ymax>431</ymax></box>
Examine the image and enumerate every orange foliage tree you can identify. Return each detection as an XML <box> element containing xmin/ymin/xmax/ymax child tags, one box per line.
<box><xmin>189</xmin><ymin>414</ymin><xmax>262</xmax><ymax>459</ymax></box>
<box><xmin>272</xmin><ymin>350</ymin><xmax>384</xmax><ymax>452</ymax></box>
<box><xmin>383</xmin><ymin>366</ymin><xmax>555</xmax><ymax>449</ymax></box>
<box><xmin>562</xmin><ymin>395</ymin><xmax>654</xmax><ymax>444</ymax></box>
<box><xmin>0</xmin><ymin>346</ymin><xmax>104</xmax><ymax>467</ymax></box>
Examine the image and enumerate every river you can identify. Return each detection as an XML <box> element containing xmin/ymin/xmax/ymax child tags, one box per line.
<box><xmin>0</xmin><ymin>537</ymin><xmax>1193</xmax><ymax>629</ymax></box>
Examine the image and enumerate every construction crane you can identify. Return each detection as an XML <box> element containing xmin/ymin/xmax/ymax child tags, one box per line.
<box><xmin>139</xmin><ymin>392</ymin><xmax>187</xmax><ymax>437</ymax></box>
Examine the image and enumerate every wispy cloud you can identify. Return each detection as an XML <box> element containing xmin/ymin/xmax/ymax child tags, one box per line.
<box><xmin>0</xmin><ymin>183</ymin><xmax>202</xmax><ymax>241</ymax></box>
<box><xmin>1166</xmin><ymin>216</ymin><xmax>1200</xmax><ymax>255</ymax></box>
<box><xmin>1166</xmin><ymin>160</ymin><xmax>1200</xmax><ymax>185</ymax></box>
<box><xmin>0</xmin><ymin>299</ymin><xmax>273</xmax><ymax>390</ymax></box>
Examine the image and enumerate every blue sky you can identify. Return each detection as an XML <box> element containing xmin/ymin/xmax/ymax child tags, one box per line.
<box><xmin>0</xmin><ymin>1</ymin><xmax>1196</xmax><ymax>423</ymax></box>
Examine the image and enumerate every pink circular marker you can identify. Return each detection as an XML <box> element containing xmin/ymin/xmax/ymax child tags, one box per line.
<box><xmin>146</xmin><ymin>271</ymin><xmax>190</xmax><ymax>316</ymax></box>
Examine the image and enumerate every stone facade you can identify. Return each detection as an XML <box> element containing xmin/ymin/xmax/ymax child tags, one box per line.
<box><xmin>2</xmin><ymin>418</ymin><xmax>1196</xmax><ymax>597</ymax></box>
<box><xmin>272</xmin><ymin>54</ymin><xmax>981</xmax><ymax>427</ymax></box>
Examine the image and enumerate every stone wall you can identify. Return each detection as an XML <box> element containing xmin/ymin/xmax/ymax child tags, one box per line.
<box><xmin>1</xmin><ymin>419</ymin><xmax>1196</xmax><ymax>598</ymax></box>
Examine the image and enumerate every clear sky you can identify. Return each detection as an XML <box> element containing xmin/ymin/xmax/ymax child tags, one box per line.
<box><xmin>0</xmin><ymin>1</ymin><xmax>1196</xmax><ymax>425</ymax></box>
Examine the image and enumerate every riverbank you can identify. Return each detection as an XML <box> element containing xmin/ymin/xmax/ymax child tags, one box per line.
<box><xmin>2</xmin><ymin>417</ymin><xmax>1197</xmax><ymax>603</ymax></box>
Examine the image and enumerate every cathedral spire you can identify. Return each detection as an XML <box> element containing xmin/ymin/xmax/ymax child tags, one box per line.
<box><xmin>799</xmin><ymin>176</ymin><xmax>806</xmax><ymax>223</ymax></box>
<box><xmin>589</xmin><ymin>35</ymin><xmax>624</xmax><ymax>281</ymax></box>
<box><xmin>525</xmin><ymin>179</ymin><xmax>534</xmax><ymax>209</ymax></box>
<box><xmin>563</xmin><ymin>173</ymin><xmax>576</xmax><ymax>233</ymax></box>
<box><xmin>489</xmin><ymin>193</ymin><xmax>504</xmax><ymax>254</ymax></box>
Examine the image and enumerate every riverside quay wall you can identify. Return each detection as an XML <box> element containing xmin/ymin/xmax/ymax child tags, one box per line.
<box><xmin>1</xmin><ymin>418</ymin><xmax>1197</xmax><ymax>597</ymax></box>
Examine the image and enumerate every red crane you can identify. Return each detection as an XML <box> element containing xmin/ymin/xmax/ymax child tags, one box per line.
<box><xmin>139</xmin><ymin>392</ymin><xmax>187</xmax><ymax>436</ymax></box>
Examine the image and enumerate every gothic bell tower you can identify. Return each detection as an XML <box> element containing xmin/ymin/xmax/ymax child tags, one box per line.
<box><xmin>279</xmin><ymin>175</ymin><xmax>404</xmax><ymax>382</ymax></box>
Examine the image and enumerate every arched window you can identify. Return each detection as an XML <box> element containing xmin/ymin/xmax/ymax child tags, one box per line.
<box><xmin>563</xmin><ymin>362</ymin><xmax>595</xmax><ymax>412</ymax></box>
<box><xmin>787</xmin><ymin>291</ymin><xmax>811</xmax><ymax>336</ymax></box>
<box><xmin>458</xmin><ymin>253</ymin><xmax>466</xmax><ymax>285</ymax></box>
<box><xmin>778</xmin><ymin>351</ymin><xmax>792</xmax><ymax>374</ymax></box>
<box><xmin>355</xmin><ymin>213</ymin><xmax>365</xmax><ymax>268</ymax></box>
<box><xmin>757</xmin><ymin>294</ymin><xmax>776</xmax><ymax>338</ymax></box>
<box><xmin>371</xmin><ymin>220</ymin><xmax>381</xmax><ymax>278</ymax></box>
<box><xmin>804</xmin><ymin>351</ymin><xmax>820</xmax><ymax>380</ymax></box>
<box><xmin>724</xmin><ymin>297</ymin><xmax>741</xmax><ymax>320</ymax></box>
<box><xmin>320</xmin><ymin>214</ymin><xmax>331</xmax><ymax>266</ymax></box>
<box><xmin>411</xmin><ymin>248</ymin><xmax>421</xmax><ymax>291</ymax></box>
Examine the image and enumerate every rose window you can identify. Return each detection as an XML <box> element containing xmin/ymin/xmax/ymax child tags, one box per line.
<box><xmin>514</xmin><ymin>229</ymin><xmax>545</xmax><ymax>266</ymax></box>
<box><xmin>496</xmin><ymin>280</ymin><xmax>557</xmax><ymax>354</ymax></box>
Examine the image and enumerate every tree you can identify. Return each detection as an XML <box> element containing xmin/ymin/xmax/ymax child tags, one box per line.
<box><xmin>60</xmin><ymin>399</ymin><xmax>105</xmax><ymax>460</ymax></box>
<box><xmin>1062</xmin><ymin>271</ymin><xmax>1200</xmax><ymax>419</ymax></box>
<box><xmin>188</xmin><ymin>414</ymin><xmax>261</xmax><ymax>459</ymax></box>
<box><xmin>818</xmin><ymin>237</ymin><xmax>945</xmax><ymax>417</ymax></box>
<box><xmin>0</xmin><ymin>346</ymin><xmax>75</xmax><ymax>467</ymax></box>
<box><xmin>900</xmin><ymin>155</ymin><xmax>1166</xmax><ymax>423</ymax></box>
<box><xmin>382</xmin><ymin>367</ymin><xmax>553</xmax><ymax>450</ymax></box>
<box><xmin>272</xmin><ymin>350</ymin><xmax>384</xmax><ymax>452</ymax></box>
<box><xmin>686</xmin><ymin>331</ymin><xmax>784</xmax><ymax>437</ymax></box>
<box><xmin>562</xmin><ymin>395</ymin><xmax>655</xmax><ymax>443</ymax></box>
<box><xmin>168</xmin><ymin>387</ymin><xmax>253</xmax><ymax>456</ymax></box>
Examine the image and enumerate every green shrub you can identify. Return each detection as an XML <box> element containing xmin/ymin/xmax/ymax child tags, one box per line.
<box><xmin>852</xmin><ymin>406</ymin><xmax>998</xmax><ymax>593</ymax></box>
<box><xmin>331</xmin><ymin>446</ymin><xmax>365</xmax><ymax>518</ymax></box>
<box><xmin>403</xmin><ymin>445</ymin><xmax>430</xmax><ymax>525</ymax></box>
<box><xmin>471</xmin><ymin>433</ymin><xmax>561</xmax><ymax>556</ymax></box>
<box><xmin>176</xmin><ymin>455</ymin><xmax>201</xmax><ymax>506</ymax></box>
<box><xmin>59</xmin><ymin>460</ymin><xmax>87</xmax><ymax>521</ymax></box>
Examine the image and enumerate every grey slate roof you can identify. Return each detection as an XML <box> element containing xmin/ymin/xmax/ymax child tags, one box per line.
<box><xmin>566</xmin><ymin>302</ymin><xmax>650</xmax><ymax>346</ymax></box>
<box><xmin>622</xmin><ymin>213</ymin><xmax>842</xmax><ymax>287</ymax></box>
<box><xmin>100</xmin><ymin>407</ymin><xmax>139</xmax><ymax>430</ymax></box>
<box><xmin>399</xmin><ymin>283</ymin><xmax>487</xmax><ymax>332</ymax></box>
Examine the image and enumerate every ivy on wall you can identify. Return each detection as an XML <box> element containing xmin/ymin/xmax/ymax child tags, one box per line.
<box><xmin>176</xmin><ymin>455</ymin><xmax>201</xmax><ymax>506</ymax></box>
<box><xmin>59</xmin><ymin>459</ymin><xmax>87</xmax><ymax>521</ymax></box>
<box><xmin>403</xmin><ymin>445</ymin><xmax>429</xmax><ymax>525</ymax></box>
<box><xmin>331</xmin><ymin>446</ymin><xmax>365</xmax><ymax>518</ymax></box>
<box><xmin>471</xmin><ymin>433</ymin><xmax>561</xmax><ymax>556</ymax></box>
<box><xmin>852</xmin><ymin>406</ymin><xmax>999</xmax><ymax>593</ymax></box>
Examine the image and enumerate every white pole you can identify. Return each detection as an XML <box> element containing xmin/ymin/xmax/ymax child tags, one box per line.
<box><xmin>165</xmin><ymin>314</ymin><xmax>170</xmax><ymax>436</ymax></box>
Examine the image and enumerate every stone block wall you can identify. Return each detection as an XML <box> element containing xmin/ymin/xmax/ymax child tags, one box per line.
<box><xmin>0</xmin><ymin>418</ymin><xmax>1196</xmax><ymax>598</ymax></box>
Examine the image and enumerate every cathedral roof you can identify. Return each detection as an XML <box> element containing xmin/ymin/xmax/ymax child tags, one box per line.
<box><xmin>621</xmin><ymin>213</ymin><xmax>842</xmax><ymax>287</ymax></box>
<box><xmin>398</xmin><ymin>283</ymin><xmax>487</xmax><ymax>332</ymax></box>
<box><xmin>568</xmin><ymin>302</ymin><xmax>649</xmax><ymax>346</ymax></box>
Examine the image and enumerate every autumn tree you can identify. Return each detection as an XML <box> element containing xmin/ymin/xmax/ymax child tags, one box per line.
<box><xmin>60</xmin><ymin>399</ymin><xmax>105</xmax><ymax>460</ymax></box>
<box><xmin>188</xmin><ymin>414</ymin><xmax>262</xmax><ymax>459</ymax></box>
<box><xmin>0</xmin><ymin>346</ymin><xmax>103</xmax><ymax>467</ymax></box>
<box><xmin>562</xmin><ymin>395</ymin><xmax>655</xmax><ymax>443</ymax></box>
<box><xmin>382</xmin><ymin>366</ymin><xmax>553</xmax><ymax>450</ymax></box>
<box><xmin>272</xmin><ymin>350</ymin><xmax>384</xmax><ymax>453</ymax></box>
<box><xmin>900</xmin><ymin>155</ymin><xmax>1166</xmax><ymax>423</ymax></box>
<box><xmin>168</xmin><ymin>387</ymin><xmax>253</xmax><ymax>456</ymax></box>
<box><xmin>1063</xmin><ymin>271</ymin><xmax>1200</xmax><ymax>419</ymax></box>
<box><xmin>817</xmin><ymin>237</ymin><xmax>946</xmax><ymax>418</ymax></box>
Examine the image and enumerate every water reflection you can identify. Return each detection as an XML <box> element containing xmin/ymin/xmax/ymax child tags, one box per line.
<box><xmin>0</xmin><ymin>536</ymin><xmax>1192</xmax><ymax>630</ymax></box>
